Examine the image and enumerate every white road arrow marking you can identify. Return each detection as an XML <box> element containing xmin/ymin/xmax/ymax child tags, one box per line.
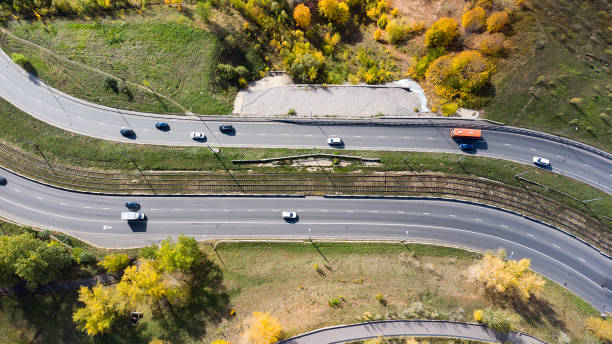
<box><xmin>102</xmin><ymin>225</ymin><xmax>112</xmax><ymax>230</ymax></box>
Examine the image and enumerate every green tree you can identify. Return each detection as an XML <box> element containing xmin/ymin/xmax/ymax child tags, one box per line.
<box><xmin>139</xmin><ymin>243</ymin><xmax>159</xmax><ymax>259</ymax></box>
<box><xmin>289</xmin><ymin>52</ymin><xmax>326</xmax><ymax>83</ymax></box>
<box><xmin>156</xmin><ymin>235</ymin><xmax>203</xmax><ymax>272</ymax></box>
<box><xmin>98</xmin><ymin>253</ymin><xmax>130</xmax><ymax>273</ymax></box>
<box><xmin>195</xmin><ymin>1</ymin><xmax>212</xmax><ymax>23</ymax></box>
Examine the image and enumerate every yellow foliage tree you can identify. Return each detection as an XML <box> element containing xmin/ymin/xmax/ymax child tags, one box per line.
<box><xmin>73</xmin><ymin>284</ymin><xmax>123</xmax><ymax>336</ymax></box>
<box><xmin>293</xmin><ymin>4</ymin><xmax>311</xmax><ymax>29</ymax></box>
<box><xmin>585</xmin><ymin>317</ymin><xmax>612</xmax><ymax>341</ymax></box>
<box><xmin>476</xmin><ymin>249</ymin><xmax>545</xmax><ymax>299</ymax></box>
<box><xmin>479</xmin><ymin>33</ymin><xmax>505</xmax><ymax>56</ymax></box>
<box><xmin>486</xmin><ymin>11</ymin><xmax>510</xmax><ymax>32</ymax></box>
<box><xmin>116</xmin><ymin>260</ymin><xmax>169</xmax><ymax>308</ymax></box>
<box><xmin>318</xmin><ymin>0</ymin><xmax>349</xmax><ymax>24</ymax></box>
<box><xmin>211</xmin><ymin>340</ymin><xmax>231</xmax><ymax>344</ymax></box>
<box><xmin>243</xmin><ymin>311</ymin><xmax>283</xmax><ymax>344</ymax></box>
<box><xmin>462</xmin><ymin>6</ymin><xmax>486</xmax><ymax>32</ymax></box>
<box><xmin>424</xmin><ymin>17</ymin><xmax>458</xmax><ymax>48</ymax></box>
<box><xmin>98</xmin><ymin>253</ymin><xmax>130</xmax><ymax>273</ymax></box>
<box><xmin>373</xmin><ymin>28</ymin><xmax>383</xmax><ymax>41</ymax></box>
<box><xmin>473</xmin><ymin>309</ymin><xmax>484</xmax><ymax>322</ymax></box>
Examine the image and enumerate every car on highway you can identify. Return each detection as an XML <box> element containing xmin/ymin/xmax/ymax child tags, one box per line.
<box><xmin>282</xmin><ymin>211</ymin><xmax>297</xmax><ymax>219</ymax></box>
<box><xmin>155</xmin><ymin>122</ymin><xmax>170</xmax><ymax>131</ymax></box>
<box><xmin>327</xmin><ymin>137</ymin><xmax>343</xmax><ymax>146</ymax></box>
<box><xmin>459</xmin><ymin>143</ymin><xmax>475</xmax><ymax>151</ymax></box>
<box><xmin>190</xmin><ymin>132</ymin><xmax>206</xmax><ymax>141</ymax></box>
<box><xmin>0</xmin><ymin>176</ymin><xmax>6</xmax><ymax>185</ymax></box>
<box><xmin>125</xmin><ymin>202</ymin><xmax>140</xmax><ymax>210</ymax></box>
<box><xmin>121</xmin><ymin>211</ymin><xmax>145</xmax><ymax>221</ymax></box>
<box><xmin>218</xmin><ymin>124</ymin><xmax>234</xmax><ymax>133</ymax></box>
<box><xmin>120</xmin><ymin>127</ymin><xmax>135</xmax><ymax>137</ymax></box>
<box><xmin>532</xmin><ymin>156</ymin><xmax>550</xmax><ymax>167</ymax></box>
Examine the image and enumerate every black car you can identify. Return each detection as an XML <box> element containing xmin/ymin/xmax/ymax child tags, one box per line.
<box><xmin>120</xmin><ymin>127</ymin><xmax>135</xmax><ymax>137</ymax></box>
<box><xmin>218</xmin><ymin>124</ymin><xmax>234</xmax><ymax>133</ymax></box>
<box><xmin>155</xmin><ymin>122</ymin><xmax>170</xmax><ymax>130</ymax></box>
<box><xmin>125</xmin><ymin>201</ymin><xmax>141</xmax><ymax>210</ymax></box>
<box><xmin>0</xmin><ymin>176</ymin><xmax>6</xmax><ymax>185</ymax></box>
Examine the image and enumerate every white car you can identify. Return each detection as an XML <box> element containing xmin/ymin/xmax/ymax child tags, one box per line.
<box><xmin>190</xmin><ymin>132</ymin><xmax>206</xmax><ymax>140</ymax></box>
<box><xmin>532</xmin><ymin>156</ymin><xmax>550</xmax><ymax>167</ymax></box>
<box><xmin>327</xmin><ymin>137</ymin><xmax>343</xmax><ymax>146</ymax></box>
<box><xmin>282</xmin><ymin>211</ymin><xmax>297</xmax><ymax>219</ymax></box>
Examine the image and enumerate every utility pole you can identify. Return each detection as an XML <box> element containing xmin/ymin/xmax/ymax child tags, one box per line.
<box><xmin>20</xmin><ymin>137</ymin><xmax>56</xmax><ymax>176</ymax></box>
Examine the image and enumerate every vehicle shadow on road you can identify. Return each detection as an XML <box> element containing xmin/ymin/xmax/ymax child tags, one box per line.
<box><xmin>128</xmin><ymin>219</ymin><xmax>147</xmax><ymax>232</ymax></box>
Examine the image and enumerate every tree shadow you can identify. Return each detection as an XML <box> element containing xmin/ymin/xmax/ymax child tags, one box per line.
<box><xmin>486</xmin><ymin>289</ymin><xmax>566</xmax><ymax>331</ymax></box>
<box><xmin>153</xmin><ymin>256</ymin><xmax>230</xmax><ymax>344</ymax></box>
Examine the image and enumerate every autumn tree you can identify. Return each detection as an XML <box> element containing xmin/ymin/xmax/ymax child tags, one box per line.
<box><xmin>462</xmin><ymin>6</ymin><xmax>486</xmax><ymax>32</ymax></box>
<box><xmin>98</xmin><ymin>253</ymin><xmax>130</xmax><ymax>273</ymax></box>
<box><xmin>373</xmin><ymin>28</ymin><xmax>383</xmax><ymax>41</ymax></box>
<box><xmin>476</xmin><ymin>249</ymin><xmax>545</xmax><ymax>300</ymax></box>
<box><xmin>486</xmin><ymin>11</ymin><xmax>509</xmax><ymax>32</ymax></box>
<box><xmin>293</xmin><ymin>3</ymin><xmax>311</xmax><ymax>29</ymax></box>
<box><xmin>73</xmin><ymin>284</ymin><xmax>123</xmax><ymax>336</ymax></box>
<box><xmin>156</xmin><ymin>235</ymin><xmax>203</xmax><ymax>272</ymax></box>
<box><xmin>211</xmin><ymin>340</ymin><xmax>231</xmax><ymax>344</ymax></box>
<box><xmin>318</xmin><ymin>0</ymin><xmax>349</xmax><ymax>24</ymax></box>
<box><xmin>242</xmin><ymin>311</ymin><xmax>283</xmax><ymax>344</ymax></box>
<box><xmin>424</xmin><ymin>17</ymin><xmax>458</xmax><ymax>48</ymax></box>
<box><xmin>585</xmin><ymin>317</ymin><xmax>612</xmax><ymax>341</ymax></box>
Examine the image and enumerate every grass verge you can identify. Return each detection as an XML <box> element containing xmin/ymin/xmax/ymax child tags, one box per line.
<box><xmin>0</xmin><ymin>7</ymin><xmax>235</xmax><ymax>114</ymax></box>
<box><xmin>0</xmin><ymin>222</ymin><xmax>602</xmax><ymax>344</ymax></box>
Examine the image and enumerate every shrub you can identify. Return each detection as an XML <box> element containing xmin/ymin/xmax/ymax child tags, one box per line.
<box><xmin>98</xmin><ymin>253</ymin><xmax>130</xmax><ymax>273</ymax></box>
<box><xmin>139</xmin><ymin>244</ymin><xmax>158</xmax><ymax>259</ymax></box>
<box><xmin>216</xmin><ymin>63</ymin><xmax>239</xmax><ymax>83</ymax></box>
<box><xmin>289</xmin><ymin>52</ymin><xmax>326</xmax><ymax>83</ymax></box>
<box><xmin>242</xmin><ymin>311</ymin><xmax>283</xmax><ymax>344</ymax></box>
<box><xmin>104</xmin><ymin>77</ymin><xmax>119</xmax><ymax>93</ymax></box>
<box><xmin>195</xmin><ymin>1</ymin><xmax>211</xmax><ymax>23</ymax></box>
<box><xmin>390</xmin><ymin>7</ymin><xmax>399</xmax><ymax>17</ymax></box>
<box><xmin>318</xmin><ymin>0</ymin><xmax>349</xmax><ymax>24</ymax></box>
<box><xmin>409</xmin><ymin>46</ymin><xmax>446</xmax><ymax>79</ymax></box>
<box><xmin>598</xmin><ymin>112</ymin><xmax>609</xmax><ymax>123</ymax></box>
<box><xmin>238</xmin><ymin>77</ymin><xmax>247</xmax><ymax>88</ymax></box>
<box><xmin>293</xmin><ymin>3</ymin><xmax>311</xmax><ymax>29</ymax></box>
<box><xmin>486</xmin><ymin>11</ymin><xmax>510</xmax><ymax>33</ymax></box>
<box><xmin>569</xmin><ymin>97</ymin><xmax>583</xmax><ymax>106</ymax></box>
<box><xmin>72</xmin><ymin>247</ymin><xmax>96</xmax><ymax>264</ymax></box>
<box><xmin>473</xmin><ymin>309</ymin><xmax>484</xmax><ymax>322</ymax></box>
<box><xmin>385</xmin><ymin>19</ymin><xmax>411</xmax><ymax>45</ymax></box>
<box><xmin>328</xmin><ymin>297</ymin><xmax>341</xmax><ymax>307</ymax></box>
<box><xmin>375</xmin><ymin>293</ymin><xmax>385</xmax><ymax>303</ymax></box>
<box><xmin>462</xmin><ymin>6</ymin><xmax>486</xmax><ymax>32</ymax></box>
<box><xmin>441</xmin><ymin>102</ymin><xmax>458</xmax><ymax>116</ymax></box>
<box><xmin>288</xmin><ymin>108</ymin><xmax>296</xmax><ymax>115</ymax></box>
<box><xmin>479</xmin><ymin>33</ymin><xmax>505</xmax><ymax>56</ymax></box>
<box><xmin>425</xmin><ymin>17</ymin><xmax>458</xmax><ymax>48</ymax></box>
<box><xmin>11</xmin><ymin>53</ymin><xmax>37</xmax><ymax>76</ymax></box>
<box><xmin>377</xmin><ymin>14</ymin><xmax>388</xmax><ymax>29</ymax></box>
<box><xmin>373</xmin><ymin>28</ymin><xmax>383</xmax><ymax>41</ymax></box>
<box><xmin>476</xmin><ymin>308</ymin><xmax>512</xmax><ymax>333</ymax></box>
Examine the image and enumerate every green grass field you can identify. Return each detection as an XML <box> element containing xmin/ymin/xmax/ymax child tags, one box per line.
<box><xmin>1</xmin><ymin>9</ymin><xmax>234</xmax><ymax>114</ymax></box>
<box><xmin>0</xmin><ymin>229</ymin><xmax>602</xmax><ymax>344</ymax></box>
<box><xmin>484</xmin><ymin>0</ymin><xmax>612</xmax><ymax>152</ymax></box>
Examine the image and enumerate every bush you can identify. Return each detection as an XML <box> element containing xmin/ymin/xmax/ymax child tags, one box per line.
<box><xmin>479</xmin><ymin>33</ymin><xmax>505</xmax><ymax>56</ymax></box>
<box><xmin>195</xmin><ymin>1</ymin><xmax>211</xmax><ymax>22</ymax></box>
<box><xmin>462</xmin><ymin>6</ymin><xmax>486</xmax><ymax>32</ymax></box>
<box><xmin>385</xmin><ymin>19</ymin><xmax>411</xmax><ymax>45</ymax></box>
<box><xmin>476</xmin><ymin>308</ymin><xmax>512</xmax><ymax>333</ymax></box>
<box><xmin>441</xmin><ymin>102</ymin><xmax>459</xmax><ymax>116</ymax></box>
<box><xmin>242</xmin><ymin>311</ymin><xmax>283</xmax><ymax>344</ymax></box>
<box><xmin>409</xmin><ymin>46</ymin><xmax>446</xmax><ymax>79</ymax></box>
<box><xmin>11</xmin><ymin>53</ymin><xmax>37</xmax><ymax>76</ymax></box>
<box><xmin>473</xmin><ymin>309</ymin><xmax>484</xmax><ymax>322</ymax></box>
<box><xmin>98</xmin><ymin>253</ymin><xmax>130</xmax><ymax>273</ymax></box>
<box><xmin>73</xmin><ymin>247</ymin><xmax>96</xmax><ymax>264</ymax></box>
<box><xmin>288</xmin><ymin>108</ymin><xmax>296</xmax><ymax>116</ymax></box>
<box><xmin>585</xmin><ymin>317</ymin><xmax>612</xmax><ymax>341</ymax></box>
<box><xmin>375</xmin><ymin>293</ymin><xmax>385</xmax><ymax>303</ymax></box>
<box><xmin>318</xmin><ymin>0</ymin><xmax>349</xmax><ymax>24</ymax></box>
<box><xmin>425</xmin><ymin>17</ymin><xmax>458</xmax><ymax>48</ymax></box>
<box><xmin>377</xmin><ymin>14</ymin><xmax>388</xmax><ymax>29</ymax></box>
<box><xmin>216</xmin><ymin>63</ymin><xmax>239</xmax><ymax>83</ymax></box>
<box><xmin>293</xmin><ymin>3</ymin><xmax>311</xmax><ymax>29</ymax></box>
<box><xmin>328</xmin><ymin>297</ymin><xmax>341</xmax><ymax>307</ymax></box>
<box><xmin>289</xmin><ymin>52</ymin><xmax>325</xmax><ymax>83</ymax></box>
<box><xmin>139</xmin><ymin>244</ymin><xmax>158</xmax><ymax>259</ymax></box>
<box><xmin>486</xmin><ymin>11</ymin><xmax>510</xmax><ymax>33</ymax></box>
<box><xmin>104</xmin><ymin>77</ymin><xmax>119</xmax><ymax>93</ymax></box>
<box><xmin>373</xmin><ymin>28</ymin><xmax>384</xmax><ymax>41</ymax></box>
<box><xmin>569</xmin><ymin>97</ymin><xmax>583</xmax><ymax>106</ymax></box>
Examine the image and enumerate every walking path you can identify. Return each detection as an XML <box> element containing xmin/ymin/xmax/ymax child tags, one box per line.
<box><xmin>278</xmin><ymin>320</ymin><xmax>547</xmax><ymax>344</ymax></box>
<box><xmin>0</xmin><ymin>273</ymin><xmax>120</xmax><ymax>296</ymax></box>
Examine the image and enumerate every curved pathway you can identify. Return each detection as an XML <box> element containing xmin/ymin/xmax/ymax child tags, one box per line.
<box><xmin>0</xmin><ymin>50</ymin><xmax>611</xmax><ymax>194</ymax></box>
<box><xmin>278</xmin><ymin>320</ymin><xmax>546</xmax><ymax>344</ymax></box>
<box><xmin>0</xmin><ymin>167</ymin><xmax>610</xmax><ymax>311</ymax></box>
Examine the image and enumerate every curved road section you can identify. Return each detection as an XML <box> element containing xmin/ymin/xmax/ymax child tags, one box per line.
<box><xmin>0</xmin><ymin>50</ymin><xmax>611</xmax><ymax>194</ymax></box>
<box><xmin>278</xmin><ymin>320</ymin><xmax>546</xmax><ymax>344</ymax></box>
<box><xmin>0</xmin><ymin>167</ymin><xmax>610</xmax><ymax>311</ymax></box>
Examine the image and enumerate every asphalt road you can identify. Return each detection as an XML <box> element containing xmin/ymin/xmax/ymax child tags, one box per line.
<box><xmin>1</xmin><ymin>50</ymin><xmax>611</xmax><ymax>194</ymax></box>
<box><xmin>278</xmin><ymin>320</ymin><xmax>546</xmax><ymax>344</ymax></box>
<box><xmin>0</xmin><ymin>167</ymin><xmax>610</xmax><ymax>311</ymax></box>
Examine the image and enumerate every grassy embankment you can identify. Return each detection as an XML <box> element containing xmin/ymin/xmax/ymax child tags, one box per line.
<box><xmin>0</xmin><ymin>221</ymin><xmax>602</xmax><ymax>344</ymax></box>
<box><xmin>0</xmin><ymin>96</ymin><xmax>609</xmax><ymax>225</ymax></box>
<box><xmin>1</xmin><ymin>7</ymin><xmax>236</xmax><ymax>114</ymax></box>
<box><xmin>484</xmin><ymin>0</ymin><xmax>612</xmax><ymax>152</ymax></box>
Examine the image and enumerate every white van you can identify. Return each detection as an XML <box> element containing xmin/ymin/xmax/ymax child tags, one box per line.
<box><xmin>121</xmin><ymin>212</ymin><xmax>145</xmax><ymax>221</ymax></box>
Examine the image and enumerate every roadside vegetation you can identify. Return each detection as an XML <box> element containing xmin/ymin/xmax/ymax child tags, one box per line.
<box><xmin>0</xmin><ymin>221</ymin><xmax>608</xmax><ymax>344</ymax></box>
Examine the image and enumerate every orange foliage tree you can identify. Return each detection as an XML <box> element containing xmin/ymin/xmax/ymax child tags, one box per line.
<box><xmin>293</xmin><ymin>4</ymin><xmax>311</xmax><ymax>29</ymax></box>
<box><xmin>424</xmin><ymin>17</ymin><xmax>458</xmax><ymax>48</ymax></box>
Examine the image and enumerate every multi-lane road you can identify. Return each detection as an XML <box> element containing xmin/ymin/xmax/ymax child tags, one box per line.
<box><xmin>0</xmin><ymin>167</ymin><xmax>610</xmax><ymax>310</ymax></box>
<box><xmin>1</xmin><ymin>50</ymin><xmax>611</xmax><ymax>194</ymax></box>
<box><xmin>0</xmin><ymin>47</ymin><xmax>611</xmax><ymax>312</ymax></box>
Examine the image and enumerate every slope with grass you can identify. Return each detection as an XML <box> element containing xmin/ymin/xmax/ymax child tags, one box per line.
<box><xmin>1</xmin><ymin>9</ymin><xmax>235</xmax><ymax>114</ymax></box>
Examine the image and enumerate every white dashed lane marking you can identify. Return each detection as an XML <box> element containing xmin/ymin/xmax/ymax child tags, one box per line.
<box><xmin>526</xmin><ymin>233</ymin><xmax>535</xmax><ymax>237</ymax></box>
<box><xmin>474</xmin><ymin>218</ymin><xmax>483</xmax><ymax>222</ymax></box>
<box><xmin>552</xmin><ymin>244</ymin><xmax>560</xmax><ymax>249</ymax></box>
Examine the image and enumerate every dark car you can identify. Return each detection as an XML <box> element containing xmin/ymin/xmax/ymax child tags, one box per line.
<box><xmin>125</xmin><ymin>202</ymin><xmax>141</xmax><ymax>210</ymax></box>
<box><xmin>459</xmin><ymin>143</ymin><xmax>475</xmax><ymax>151</ymax></box>
<box><xmin>120</xmin><ymin>127</ymin><xmax>135</xmax><ymax>137</ymax></box>
<box><xmin>155</xmin><ymin>122</ymin><xmax>170</xmax><ymax>130</ymax></box>
<box><xmin>0</xmin><ymin>176</ymin><xmax>6</xmax><ymax>185</ymax></box>
<box><xmin>218</xmin><ymin>124</ymin><xmax>234</xmax><ymax>133</ymax></box>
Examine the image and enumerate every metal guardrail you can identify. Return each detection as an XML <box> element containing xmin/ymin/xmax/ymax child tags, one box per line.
<box><xmin>232</xmin><ymin>153</ymin><xmax>380</xmax><ymax>164</ymax></box>
<box><xmin>0</xmin><ymin>141</ymin><xmax>609</xmax><ymax>254</ymax></box>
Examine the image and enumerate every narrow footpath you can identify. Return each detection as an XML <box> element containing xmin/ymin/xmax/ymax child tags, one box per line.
<box><xmin>278</xmin><ymin>320</ymin><xmax>547</xmax><ymax>344</ymax></box>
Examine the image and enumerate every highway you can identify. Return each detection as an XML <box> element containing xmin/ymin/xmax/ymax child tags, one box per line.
<box><xmin>1</xmin><ymin>50</ymin><xmax>611</xmax><ymax>194</ymax></box>
<box><xmin>0</xmin><ymin>167</ymin><xmax>610</xmax><ymax>311</ymax></box>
